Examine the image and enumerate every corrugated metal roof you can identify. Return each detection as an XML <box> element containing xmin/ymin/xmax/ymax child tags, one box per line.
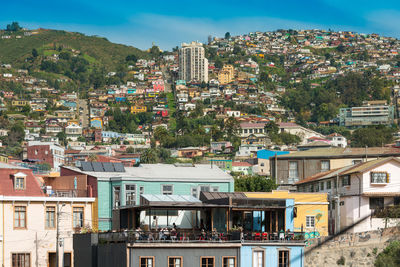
<box><xmin>141</xmin><ymin>194</ymin><xmax>201</xmax><ymax>203</ymax></box>
<box><xmin>276</xmin><ymin>147</ymin><xmax>400</xmax><ymax>159</ymax></box>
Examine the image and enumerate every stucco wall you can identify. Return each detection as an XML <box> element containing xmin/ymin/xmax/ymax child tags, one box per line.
<box><xmin>0</xmin><ymin>200</ymin><xmax>93</xmax><ymax>267</ymax></box>
<box><xmin>240</xmin><ymin>244</ymin><xmax>304</xmax><ymax>267</ymax></box>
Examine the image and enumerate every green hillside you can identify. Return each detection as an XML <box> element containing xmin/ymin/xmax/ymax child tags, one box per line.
<box><xmin>0</xmin><ymin>28</ymin><xmax>148</xmax><ymax>70</ymax></box>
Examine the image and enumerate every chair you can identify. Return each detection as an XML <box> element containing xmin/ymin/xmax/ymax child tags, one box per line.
<box><xmin>262</xmin><ymin>232</ymin><xmax>268</xmax><ymax>241</ymax></box>
<box><xmin>254</xmin><ymin>232</ymin><xmax>261</xmax><ymax>241</ymax></box>
<box><xmin>219</xmin><ymin>233</ymin><xmax>228</xmax><ymax>241</ymax></box>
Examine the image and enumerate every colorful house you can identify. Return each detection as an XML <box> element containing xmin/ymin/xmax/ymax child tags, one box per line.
<box><xmin>245</xmin><ymin>190</ymin><xmax>329</xmax><ymax>236</ymax></box>
<box><xmin>61</xmin><ymin>163</ymin><xmax>234</xmax><ymax>231</ymax></box>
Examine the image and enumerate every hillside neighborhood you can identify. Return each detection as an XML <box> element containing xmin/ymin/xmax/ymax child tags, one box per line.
<box><xmin>1</xmin><ymin>23</ymin><xmax>400</xmax><ymax>267</ymax></box>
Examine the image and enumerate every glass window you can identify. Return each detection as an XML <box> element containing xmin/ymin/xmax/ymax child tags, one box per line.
<box><xmin>168</xmin><ymin>257</ymin><xmax>182</xmax><ymax>267</ymax></box>
<box><xmin>140</xmin><ymin>257</ymin><xmax>154</xmax><ymax>267</ymax></box>
<box><xmin>253</xmin><ymin>251</ymin><xmax>264</xmax><ymax>267</ymax></box>
<box><xmin>140</xmin><ymin>186</ymin><xmax>144</xmax><ymax>195</ymax></box>
<box><xmin>191</xmin><ymin>187</ymin><xmax>198</xmax><ymax>198</ymax></box>
<box><xmin>212</xmin><ymin>186</ymin><xmax>219</xmax><ymax>192</ymax></box>
<box><xmin>370</xmin><ymin>172</ymin><xmax>388</xmax><ymax>184</ymax></box>
<box><xmin>320</xmin><ymin>182</ymin><xmax>324</xmax><ymax>191</ymax></box>
<box><xmin>200</xmin><ymin>185</ymin><xmax>211</xmax><ymax>193</ymax></box>
<box><xmin>289</xmin><ymin>161</ymin><xmax>298</xmax><ymax>181</ymax></box>
<box><xmin>14</xmin><ymin>206</ymin><xmax>26</xmax><ymax>228</ymax></box>
<box><xmin>306</xmin><ymin>215</ymin><xmax>315</xmax><ymax>228</ymax></box>
<box><xmin>321</xmin><ymin>160</ymin><xmax>330</xmax><ymax>171</ymax></box>
<box><xmin>278</xmin><ymin>250</ymin><xmax>289</xmax><ymax>267</ymax></box>
<box><xmin>352</xmin><ymin>160</ymin><xmax>362</xmax><ymax>165</ymax></box>
<box><xmin>369</xmin><ymin>197</ymin><xmax>384</xmax><ymax>210</ymax></box>
<box><xmin>73</xmin><ymin>207</ymin><xmax>84</xmax><ymax>228</ymax></box>
<box><xmin>15</xmin><ymin>177</ymin><xmax>25</xmax><ymax>190</ymax></box>
<box><xmin>125</xmin><ymin>184</ymin><xmax>136</xmax><ymax>205</ymax></box>
<box><xmin>45</xmin><ymin>206</ymin><xmax>56</xmax><ymax>228</ymax></box>
<box><xmin>201</xmin><ymin>257</ymin><xmax>214</xmax><ymax>267</ymax></box>
<box><xmin>223</xmin><ymin>257</ymin><xmax>235</xmax><ymax>267</ymax></box>
<box><xmin>342</xmin><ymin>175</ymin><xmax>351</xmax><ymax>186</ymax></box>
<box><xmin>327</xmin><ymin>180</ymin><xmax>331</xmax><ymax>190</ymax></box>
<box><xmin>162</xmin><ymin>185</ymin><xmax>173</xmax><ymax>195</ymax></box>
<box><xmin>113</xmin><ymin>186</ymin><xmax>120</xmax><ymax>208</ymax></box>
<box><xmin>12</xmin><ymin>253</ymin><xmax>30</xmax><ymax>267</ymax></box>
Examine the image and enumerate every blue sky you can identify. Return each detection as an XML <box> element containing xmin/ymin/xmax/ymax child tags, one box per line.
<box><xmin>1</xmin><ymin>0</ymin><xmax>400</xmax><ymax>50</ymax></box>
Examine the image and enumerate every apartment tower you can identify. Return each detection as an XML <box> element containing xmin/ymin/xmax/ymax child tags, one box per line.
<box><xmin>178</xmin><ymin>41</ymin><xmax>208</xmax><ymax>83</ymax></box>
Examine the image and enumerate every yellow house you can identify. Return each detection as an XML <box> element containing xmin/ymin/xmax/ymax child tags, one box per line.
<box><xmin>245</xmin><ymin>190</ymin><xmax>329</xmax><ymax>236</ymax></box>
<box><xmin>11</xmin><ymin>100</ymin><xmax>29</xmax><ymax>107</ymax></box>
<box><xmin>218</xmin><ymin>65</ymin><xmax>235</xmax><ymax>85</ymax></box>
<box><xmin>131</xmin><ymin>105</ymin><xmax>147</xmax><ymax>114</ymax></box>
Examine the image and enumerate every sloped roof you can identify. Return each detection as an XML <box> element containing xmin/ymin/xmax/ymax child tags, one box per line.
<box><xmin>296</xmin><ymin>157</ymin><xmax>400</xmax><ymax>185</ymax></box>
<box><xmin>0</xmin><ymin>163</ymin><xmax>45</xmax><ymax>197</ymax></box>
<box><xmin>276</xmin><ymin>147</ymin><xmax>400</xmax><ymax>159</ymax></box>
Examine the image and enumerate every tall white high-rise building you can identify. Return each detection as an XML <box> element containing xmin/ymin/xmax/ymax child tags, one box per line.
<box><xmin>178</xmin><ymin>41</ymin><xmax>208</xmax><ymax>83</ymax></box>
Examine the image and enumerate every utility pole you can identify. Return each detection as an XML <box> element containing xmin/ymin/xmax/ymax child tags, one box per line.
<box><xmin>335</xmin><ymin>174</ymin><xmax>340</xmax><ymax>234</ymax></box>
<box><xmin>56</xmin><ymin>203</ymin><xmax>65</xmax><ymax>267</ymax></box>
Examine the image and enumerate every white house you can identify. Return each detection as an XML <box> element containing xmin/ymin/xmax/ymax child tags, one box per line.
<box><xmin>296</xmin><ymin>157</ymin><xmax>400</xmax><ymax>233</ymax></box>
<box><xmin>0</xmin><ymin>163</ymin><xmax>95</xmax><ymax>267</ymax></box>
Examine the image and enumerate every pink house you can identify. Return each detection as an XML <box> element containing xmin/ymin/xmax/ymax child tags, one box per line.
<box><xmin>152</xmin><ymin>79</ymin><xmax>165</xmax><ymax>92</ymax></box>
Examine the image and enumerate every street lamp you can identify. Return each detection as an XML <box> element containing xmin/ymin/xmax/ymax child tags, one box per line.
<box><xmin>56</xmin><ymin>202</ymin><xmax>65</xmax><ymax>267</ymax></box>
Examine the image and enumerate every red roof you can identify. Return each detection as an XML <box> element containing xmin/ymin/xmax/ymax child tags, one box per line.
<box><xmin>232</xmin><ymin>162</ymin><xmax>252</xmax><ymax>167</ymax></box>
<box><xmin>0</xmin><ymin>164</ymin><xmax>44</xmax><ymax>196</ymax></box>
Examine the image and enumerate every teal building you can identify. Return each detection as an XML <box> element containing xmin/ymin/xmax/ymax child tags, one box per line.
<box><xmin>61</xmin><ymin>163</ymin><xmax>234</xmax><ymax>231</ymax></box>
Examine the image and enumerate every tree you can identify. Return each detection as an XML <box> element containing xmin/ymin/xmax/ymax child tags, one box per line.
<box><xmin>126</xmin><ymin>54</ymin><xmax>138</xmax><ymax>62</ymax></box>
<box><xmin>374</xmin><ymin>241</ymin><xmax>400</xmax><ymax>267</ymax></box>
<box><xmin>234</xmin><ymin>175</ymin><xmax>277</xmax><ymax>192</ymax></box>
<box><xmin>8</xmin><ymin>123</ymin><xmax>25</xmax><ymax>145</ymax></box>
<box><xmin>56</xmin><ymin>132</ymin><xmax>67</xmax><ymax>146</ymax></box>
<box><xmin>351</xmin><ymin>126</ymin><xmax>395</xmax><ymax>147</ymax></box>
<box><xmin>6</xmin><ymin>22</ymin><xmax>21</xmax><ymax>32</ymax></box>
<box><xmin>88</xmin><ymin>154</ymin><xmax>98</xmax><ymax>162</ymax></box>
<box><xmin>140</xmin><ymin>148</ymin><xmax>158</xmax><ymax>163</ymax></box>
<box><xmin>126</xmin><ymin>147</ymin><xmax>136</xmax><ymax>153</ymax></box>
<box><xmin>32</xmin><ymin>48</ymin><xmax>38</xmax><ymax>58</ymax></box>
<box><xmin>224</xmin><ymin>117</ymin><xmax>240</xmax><ymax>140</ymax></box>
<box><xmin>225</xmin><ymin>32</ymin><xmax>231</xmax><ymax>40</ymax></box>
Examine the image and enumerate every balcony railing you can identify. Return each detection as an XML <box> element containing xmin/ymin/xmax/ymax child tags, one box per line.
<box><xmin>95</xmin><ymin>230</ymin><xmax>305</xmax><ymax>244</ymax></box>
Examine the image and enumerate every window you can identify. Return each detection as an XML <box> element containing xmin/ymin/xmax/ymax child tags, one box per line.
<box><xmin>288</xmin><ymin>161</ymin><xmax>298</xmax><ymax>181</ymax></box>
<box><xmin>140</xmin><ymin>186</ymin><xmax>144</xmax><ymax>195</ymax></box>
<box><xmin>370</xmin><ymin>172</ymin><xmax>388</xmax><ymax>184</ymax></box>
<box><xmin>320</xmin><ymin>182</ymin><xmax>324</xmax><ymax>191</ymax></box>
<box><xmin>201</xmin><ymin>257</ymin><xmax>214</xmax><ymax>267</ymax></box>
<box><xmin>369</xmin><ymin>197</ymin><xmax>384</xmax><ymax>210</ymax></box>
<box><xmin>125</xmin><ymin>184</ymin><xmax>136</xmax><ymax>205</ymax></box>
<box><xmin>200</xmin><ymin>185</ymin><xmax>211</xmax><ymax>193</ymax></box>
<box><xmin>14</xmin><ymin>206</ymin><xmax>26</xmax><ymax>228</ymax></box>
<box><xmin>342</xmin><ymin>175</ymin><xmax>351</xmax><ymax>186</ymax></box>
<box><xmin>73</xmin><ymin>207</ymin><xmax>84</xmax><ymax>228</ymax></box>
<box><xmin>306</xmin><ymin>215</ymin><xmax>315</xmax><ymax>228</ymax></box>
<box><xmin>253</xmin><ymin>251</ymin><xmax>264</xmax><ymax>267</ymax></box>
<box><xmin>352</xmin><ymin>160</ymin><xmax>362</xmax><ymax>165</ymax></box>
<box><xmin>327</xmin><ymin>180</ymin><xmax>331</xmax><ymax>190</ymax></box>
<box><xmin>278</xmin><ymin>250</ymin><xmax>289</xmax><ymax>267</ymax></box>
<box><xmin>113</xmin><ymin>186</ymin><xmax>120</xmax><ymax>207</ymax></box>
<box><xmin>15</xmin><ymin>177</ymin><xmax>25</xmax><ymax>190</ymax></box>
<box><xmin>45</xmin><ymin>206</ymin><xmax>56</xmax><ymax>229</ymax></box>
<box><xmin>191</xmin><ymin>187</ymin><xmax>198</xmax><ymax>198</ymax></box>
<box><xmin>168</xmin><ymin>257</ymin><xmax>182</xmax><ymax>267</ymax></box>
<box><xmin>212</xmin><ymin>186</ymin><xmax>219</xmax><ymax>192</ymax></box>
<box><xmin>260</xmin><ymin>163</ymin><xmax>264</xmax><ymax>167</ymax></box>
<box><xmin>321</xmin><ymin>160</ymin><xmax>330</xmax><ymax>171</ymax></box>
<box><xmin>140</xmin><ymin>257</ymin><xmax>154</xmax><ymax>267</ymax></box>
<box><xmin>162</xmin><ymin>185</ymin><xmax>173</xmax><ymax>195</ymax></box>
<box><xmin>223</xmin><ymin>257</ymin><xmax>236</xmax><ymax>267</ymax></box>
<box><xmin>12</xmin><ymin>253</ymin><xmax>30</xmax><ymax>267</ymax></box>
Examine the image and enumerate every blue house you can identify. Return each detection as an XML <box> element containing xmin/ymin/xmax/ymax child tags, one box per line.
<box><xmin>257</xmin><ymin>150</ymin><xmax>290</xmax><ymax>176</ymax></box>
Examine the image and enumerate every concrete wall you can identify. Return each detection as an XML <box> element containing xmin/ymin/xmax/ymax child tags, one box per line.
<box><xmin>98</xmin><ymin>243</ymin><xmax>126</xmax><ymax>267</ymax></box>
